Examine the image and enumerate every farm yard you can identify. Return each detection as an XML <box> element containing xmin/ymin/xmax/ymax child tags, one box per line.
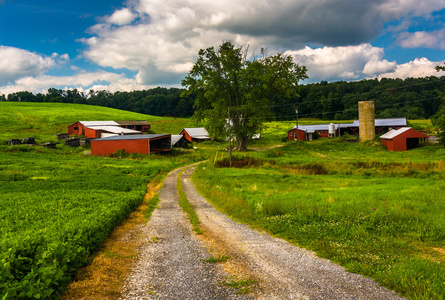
<box><xmin>0</xmin><ymin>102</ymin><xmax>444</xmax><ymax>299</ymax></box>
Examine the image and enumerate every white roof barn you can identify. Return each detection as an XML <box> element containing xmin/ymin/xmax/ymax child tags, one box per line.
<box><xmin>179</xmin><ymin>128</ymin><xmax>210</xmax><ymax>142</ymax></box>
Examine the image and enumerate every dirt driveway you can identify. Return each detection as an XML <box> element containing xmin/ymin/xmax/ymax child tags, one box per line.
<box><xmin>119</xmin><ymin>164</ymin><xmax>405</xmax><ymax>299</ymax></box>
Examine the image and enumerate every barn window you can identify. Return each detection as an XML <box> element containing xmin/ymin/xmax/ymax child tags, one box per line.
<box><xmin>74</xmin><ymin>126</ymin><xmax>78</xmax><ymax>130</ymax></box>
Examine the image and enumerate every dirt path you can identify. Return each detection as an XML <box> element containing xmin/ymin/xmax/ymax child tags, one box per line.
<box><xmin>119</xmin><ymin>166</ymin><xmax>253</xmax><ymax>299</ymax></box>
<box><xmin>119</xmin><ymin>164</ymin><xmax>405</xmax><ymax>299</ymax></box>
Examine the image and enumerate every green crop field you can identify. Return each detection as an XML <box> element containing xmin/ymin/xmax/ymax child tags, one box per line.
<box><xmin>0</xmin><ymin>102</ymin><xmax>205</xmax><ymax>299</ymax></box>
<box><xmin>193</xmin><ymin>139</ymin><xmax>445</xmax><ymax>300</ymax></box>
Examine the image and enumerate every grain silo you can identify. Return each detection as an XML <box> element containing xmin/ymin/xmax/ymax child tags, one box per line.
<box><xmin>358</xmin><ymin>101</ymin><xmax>375</xmax><ymax>142</ymax></box>
<box><xmin>329</xmin><ymin>123</ymin><xmax>335</xmax><ymax>137</ymax></box>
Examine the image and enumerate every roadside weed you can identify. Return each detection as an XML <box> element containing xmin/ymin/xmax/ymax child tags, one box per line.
<box><xmin>201</xmin><ymin>254</ymin><xmax>231</xmax><ymax>263</ymax></box>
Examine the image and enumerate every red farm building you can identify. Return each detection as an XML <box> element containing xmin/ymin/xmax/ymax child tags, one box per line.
<box><xmin>380</xmin><ymin>127</ymin><xmax>429</xmax><ymax>151</ymax></box>
<box><xmin>179</xmin><ymin>128</ymin><xmax>210</xmax><ymax>143</ymax></box>
<box><xmin>115</xmin><ymin>121</ymin><xmax>151</xmax><ymax>132</ymax></box>
<box><xmin>287</xmin><ymin>128</ymin><xmax>307</xmax><ymax>141</ymax></box>
<box><xmin>287</xmin><ymin>118</ymin><xmax>408</xmax><ymax>141</ymax></box>
<box><xmin>68</xmin><ymin>121</ymin><xmax>143</xmax><ymax>138</ymax></box>
<box><xmin>90</xmin><ymin>134</ymin><xmax>172</xmax><ymax>156</ymax></box>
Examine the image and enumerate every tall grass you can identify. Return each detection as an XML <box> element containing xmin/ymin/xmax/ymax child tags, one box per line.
<box><xmin>193</xmin><ymin>140</ymin><xmax>445</xmax><ymax>299</ymax></box>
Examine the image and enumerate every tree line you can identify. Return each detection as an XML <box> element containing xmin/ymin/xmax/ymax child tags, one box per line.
<box><xmin>1</xmin><ymin>76</ymin><xmax>444</xmax><ymax>120</ymax></box>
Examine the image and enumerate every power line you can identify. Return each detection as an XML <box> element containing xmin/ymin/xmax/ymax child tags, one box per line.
<box><xmin>247</xmin><ymin>95</ymin><xmax>444</xmax><ymax>121</ymax></box>
<box><xmin>228</xmin><ymin>76</ymin><xmax>445</xmax><ymax>110</ymax></box>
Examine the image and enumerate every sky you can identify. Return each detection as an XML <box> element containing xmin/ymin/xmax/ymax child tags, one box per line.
<box><xmin>0</xmin><ymin>0</ymin><xmax>444</xmax><ymax>95</ymax></box>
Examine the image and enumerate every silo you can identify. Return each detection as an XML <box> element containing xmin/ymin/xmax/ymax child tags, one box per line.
<box><xmin>329</xmin><ymin>123</ymin><xmax>335</xmax><ymax>137</ymax></box>
<box><xmin>358</xmin><ymin>101</ymin><xmax>375</xmax><ymax>141</ymax></box>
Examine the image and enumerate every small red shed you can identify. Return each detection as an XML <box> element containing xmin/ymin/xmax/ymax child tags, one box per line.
<box><xmin>380</xmin><ymin>127</ymin><xmax>429</xmax><ymax>151</ymax></box>
<box><xmin>287</xmin><ymin>128</ymin><xmax>306</xmax><ymax>141</ymax></box>
<box><xmin>90</xmin><ymin>134</ymin><xmax>171</xmax><ymax>156</ymax></box>
<box><xmin>179</xmin><ymin>128</ymin><xmax>210</xmax><ymax>143</ymax></box>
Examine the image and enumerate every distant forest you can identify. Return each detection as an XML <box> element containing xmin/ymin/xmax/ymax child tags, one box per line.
<box><xmin>2</xmin><ymin>76</ymin><xmax>445</xmax><ymax>120</ymax></box>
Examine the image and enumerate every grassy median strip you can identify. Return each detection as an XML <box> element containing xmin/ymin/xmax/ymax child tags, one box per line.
<box><xmin>177</xmin><ymin>169</ymin><xmax>204</xmax><ymax>235</ymax></box>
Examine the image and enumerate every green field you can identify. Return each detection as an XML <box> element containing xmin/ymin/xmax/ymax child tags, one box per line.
<box><xmin>193</xmin><ymin>140</ymin><xmax>445</xmax><ymax>300</ymax></box>
<box><xmin>1</xmin><ymin>102</ymin><xmax>444</xmax><ymax>299</ymax></box>
<box><xmin>0</xmin><ymin>102</ymin><xmax>205</xmax><ymax>299</ymax></box>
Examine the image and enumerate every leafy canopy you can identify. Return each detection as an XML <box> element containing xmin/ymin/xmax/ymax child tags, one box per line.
<box><xmin>182</xmin><ymin>41</ymin><xmax>308</xmax><ymax>151</ymax></box>
<box><xmin>433</xmin><ymin>64</ymin><xmax>445</xmax><ymax>146</ymax></box>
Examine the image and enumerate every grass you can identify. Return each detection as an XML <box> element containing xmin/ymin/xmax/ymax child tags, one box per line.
<box><xmin>201</xmin><ymin>254</ymin><xmax>231</xmax><ymax>263</ymax></box>
<box><xmin>0</xmin><ymin>102</ymin><xmax>205</xmax><ymax>299</ymax></box>
<box><xmin>177</xmin><ymin>168</ymin><xmax>204</xmax><ymax>235</ymax></box>
<box><xmin>220</xmin><ymin>276</ymin><xmax>257</xmax><ymax>294</ymax></box>
<box><xmin>61</xmin><ymin>180</ymin><xmax>164</xmax><ymax>300</ymax></box>
<box><xmin>193</xmin><ymin>140</ymin><xmax>445</xmax><ymax>300</ymax></box>
<box><xmin>2</xmin><ymin>101</ymin><xmax>444</xmax><ymax>299</ymax></box>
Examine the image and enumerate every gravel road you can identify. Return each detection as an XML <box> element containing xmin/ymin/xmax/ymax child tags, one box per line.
<box><xmin>120</xmin><ymin>165</ymin><xmax>405</xmax><ymax>300</ymax></box>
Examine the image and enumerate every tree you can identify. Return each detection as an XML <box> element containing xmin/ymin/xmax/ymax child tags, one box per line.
<box><xmin>433</xmin><ymin>64</ymin><xmax>445</xmax><ymax>146</ymax></box>
<box><xmin>182</xmin><ymin>41</ymin><xmax>308</xmax><ymax>151</ymax></box>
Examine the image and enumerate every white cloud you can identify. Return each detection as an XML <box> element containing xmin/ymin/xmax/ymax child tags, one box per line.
<box><xmin>79</xmin><ymin>0</ymin><xmax>445</xmax><ymax>87</ymax></box>
<box><xmin>285</xmin><ymin>44</ymin><xmax>397</xmax><ymax>81</ymax></box>
<box><xmin>0</xmin><ymin>46</ymin><xmax>58</xmax><ymax>85</ymax></box>
<box><xmin>377</xmin><ymin>0</ymin><xmax>445</xmax><ymax>19</ymax></box>
<box><xmin>363</xmin><ymin>60</ymin><xmax>397</xmax><ymax>75</ymax></box>
<box><xmin>398</xmin><ymin>28</ymin><xmax>445</xmax><ymax>49</ymax></box>
<box><xmin>377</xmin><ymin>57</ymin><xmax>443</xmax><ymax>79</ymax></box>
<box><xmin>3</xmin><ymin>0</ymin><xmax>445</xmax><ymax>95</ymax></box>
<box><xmin>106</xmin><ymin>8</ymin><xmax>137</xmax><ymax>26</ymax></box>
<box><xmin>0</xmin><ymin>71</ymin><xmax>154</xmax><ymax>95</ymax></box>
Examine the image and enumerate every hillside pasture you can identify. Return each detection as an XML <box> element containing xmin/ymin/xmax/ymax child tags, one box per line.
<box><xmin>0</xmin><ymin>102</ymin><xmax>205</xmax><ymax>299</ymax></box>
<box><xmin>0</xmin><ymin>102</ymin><xmax>176</xmax><ymax>142</ymax></box>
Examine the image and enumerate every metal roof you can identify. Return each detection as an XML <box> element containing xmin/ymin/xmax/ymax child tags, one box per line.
<box><xmin>79</xmin><ymin>121</ymin><xmax>119</xmax><ymax>126</ymax></box>
<box><xmin>352</xmin><ymin>118</ymin><xmax>407</xmax><ymax>127</ymax></box>
<box><xmin>94</xmin><ymin>134</ymin><xmax>170</xmax><ymax>141</ymax></box>
<box><xmin>88</xmin><ymin>126</ymin><xmax>141</xmax><ymax>134</ymax></box>
<box><xmin>181</xmin><ymin>128</ymin><xmax>210</xmax><ymax>139</ymax></box>
<box><xmin>291</xmin><ymin>124</ymin><xmax>340</xmax><ymax>133</ymax></box>
<box><xmin>115</xmin><ymin>121</ymin><xmax>150</xmax><ymax>126</ymax></box>
<box><xmin>380</xmin><ymin>127</ymin><xmax>425</xmax><ymax>140</ymax></box>
<box><xmin>171</xmin><ymin>135</ymin><xmax>186</xmax><ymax>146</ymax></box>
<box><xmin>290</xmin><ymin>118</ymin><xmax>407</xmax><ymax>132</ymax></box>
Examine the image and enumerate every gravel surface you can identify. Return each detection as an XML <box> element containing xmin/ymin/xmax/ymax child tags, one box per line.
<box><xmin>120</xmin><ymin>165</ymin><xmax>406</xmax><ymax>300</ymax></box>
<box><xmin>119</xmin><ymin>167</ymin><xmax>253</xmax><ymax>299</ymax></box>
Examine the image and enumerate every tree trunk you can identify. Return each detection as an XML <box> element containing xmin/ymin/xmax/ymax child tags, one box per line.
<box><xmin>236</xmin><ymin>135</ymin><xmax>248</xmax><ymax>151</ymax></box>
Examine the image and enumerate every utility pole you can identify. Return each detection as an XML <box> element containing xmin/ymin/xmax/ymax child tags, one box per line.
<box><xmin>295</xmin><ymin>104</ymin><xmax>299</xmax><ymax>147</ymax></box>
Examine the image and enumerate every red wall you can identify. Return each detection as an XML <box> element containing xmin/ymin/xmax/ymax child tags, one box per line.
<box><xmin>68</xmin><ymin>122</ymin><xmax>99</xmax><ymax>138</ymax></box>
<box><xmin>381</xmin><ymin>139</ymin><xmax>397</xmax><ymax>151</ymax></box>
<box><xmin>84</xmin><ymin>127</ymin><xmax>102</xmax><ymax>138</ymax></box>
<box><xmin>380</xmin><ymin>128</ymin><xmax>429</xmax><ymax>151</ymax></box>
<box><xmin>68</xmin><ymin>122</ymin><xmax>84</xmax><ymax>136</ymax></box>
<box><xmin>91</xmin><ymin>139</ymin><xmax>149</xmax><ymax>156</ymax></box>
<box><xmin>287</xmin><ymin>129</ymin><xmax>306</xmax><ymax>141</ymax></box>
<box><xmin>179</xmin><ymin>130</ymin><xmax>193</xmax><ymax>142</ymax></box>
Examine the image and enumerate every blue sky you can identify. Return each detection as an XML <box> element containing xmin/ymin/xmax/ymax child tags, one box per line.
<box><xmin>0</xmin><ymin>0</ymin><xmax>444</xmax><ymax>95</ymax></box>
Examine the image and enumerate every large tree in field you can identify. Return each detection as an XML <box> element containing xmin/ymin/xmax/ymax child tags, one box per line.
<box><xmin>182</xmin><ymin>41</ymin><xmax>308</xmax><ymax>151</ymax></box>
<box><xmin>433</xmin><ymin>64</ymin><xmax>445</xmax><ymax>146</ymax></box>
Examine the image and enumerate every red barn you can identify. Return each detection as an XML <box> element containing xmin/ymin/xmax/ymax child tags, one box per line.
<box><xmin>68</xmin><ymin>121</ymin><xmax>142</xmax><ymax>138</ymax></box>
<box><xmin>380</xmin><ymin>127</ymin><xmax>429</xmax><ymax>151</ymax></box>
<box><xmin>90</xmin><ymin>134</ymin><xmax>171</xmax><ymax>156</ymax></box>
<box><xmin>287</xmin><ymin>128</ymin><xmax>307</xmax><ymax>141</ymax></box>
<box><xmin>179</xmin><ymin>128</ymin><xmax>210</xmax><ymax>142</ymax></box>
